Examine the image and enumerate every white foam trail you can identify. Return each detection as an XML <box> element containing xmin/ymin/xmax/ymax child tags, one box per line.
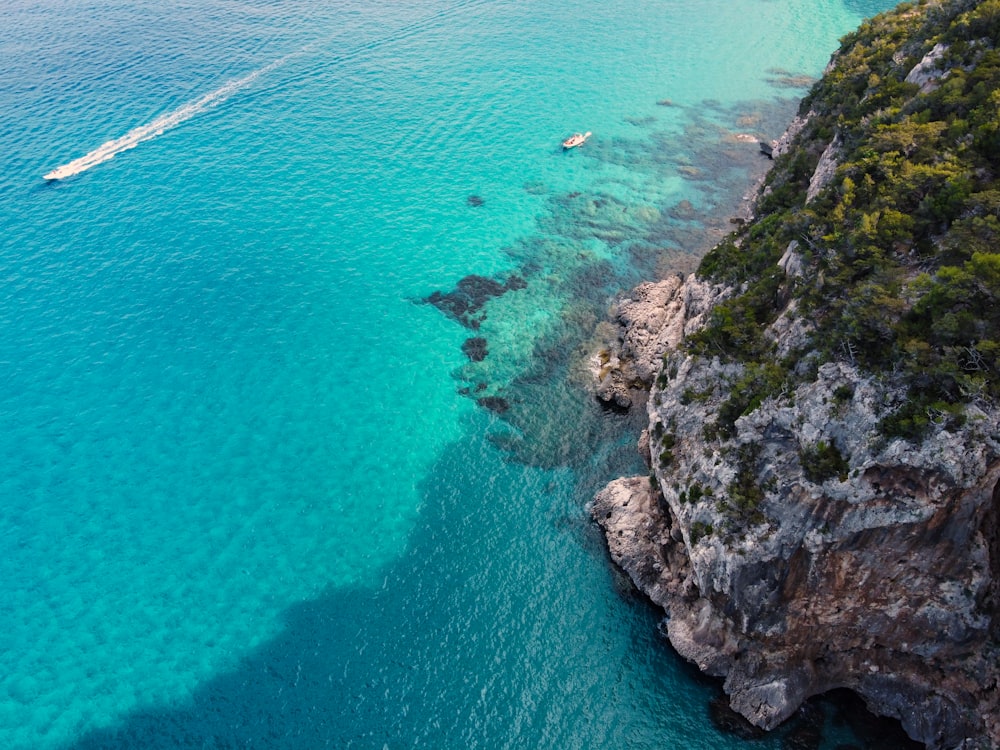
<box><xmin>43</xmin><ymin>0</ymin><xmax>490</xmax><ymax>182</ymax></box>
<box><xmin>43</xmin><ymin>57</ymin><xmax>286</xmax><ymax>181</ymax></box>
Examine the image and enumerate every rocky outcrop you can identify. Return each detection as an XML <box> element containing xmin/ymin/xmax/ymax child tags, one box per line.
<box><xmin>593</xmin><ymin>274</ymin><xmax>729</xmax><ymax>410</ymax></box>
<box><xmin>591</xmin><ymin>269</ymin><xmax>1000</xmax><ymax>749</ymax></box>
<box><xmin>760</xmin><ymin>112</ymin><xmax>813</xmax><ymax>161</ymax></box>
<box><xmin>591</xmin><ymin>4</ymin><xmax>1000</xmax><ymax>745</ymax></box>
<box><xmin>591</xmin><ymin>477</ymin><xmax>693</xmax><ymax>610</ymax></box>
<box><xmin>805</xmin><ymin>134</ymin><xmax>840</xmax><ymax>204</ymax></box>
<box><xmin>771</xmin><ymin>113</ymin><xmax>811</xmax><ymax>159</ymax></box>
<box><xmin>905</xmin><ymin>42</ymin><xmax>950</xmax><ymax>93</ymax></box>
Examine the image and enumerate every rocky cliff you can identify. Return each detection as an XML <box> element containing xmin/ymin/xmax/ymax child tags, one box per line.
<box><xmin>593</xmin><ymin>273</ymin><xmax>1000</xmax><ymax>748</ymax></box>
<box><xmin>590</xmin><ymin>2</ymin><xmax>1000</xmax><ymax>747</ymax></box>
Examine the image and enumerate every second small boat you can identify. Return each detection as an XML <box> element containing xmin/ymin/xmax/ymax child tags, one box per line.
<box><xmin>562</xmin><ymin>131</ymin><xmax>591</xmax><ymax>149</ymax></box>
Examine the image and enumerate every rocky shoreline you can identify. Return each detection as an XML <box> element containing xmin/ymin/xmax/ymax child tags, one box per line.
<box><xmin>589</xmin><ymin>271</ymin><xmax>999</xmax><ymax>748</ymax></box>
<box><xmin>587</xmin><ymin>13</ymin><xmax>1000</xmax><ymax>746</ymax></box>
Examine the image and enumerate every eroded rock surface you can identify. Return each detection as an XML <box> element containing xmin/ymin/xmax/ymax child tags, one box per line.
<box><xmin>591</xmin><ymin>7</ymin><xmax>1000</xmax><ymax>745</ymax></box>
<box><xmin>592</xmin><ymin>274</ymin><xmax>729</xmax><ymax>410</ymax></box>
<box><xmin>805</xmin><ymin>135</ymin><xmax>841</xmax><ymax>204</ymax></box>
<box><xmin>905</xmin><ymin>42</ymin><xmax>950</xmax><ymax>93</ymax></box>
<box><xmin>591</xmin><ymin>271</ymin><xmax>1000</xmax><ymax>749</ymax></box>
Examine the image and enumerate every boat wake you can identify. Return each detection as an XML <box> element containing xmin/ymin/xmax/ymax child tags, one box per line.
<box><xmin>43</xmin><ymin>0</ymin><xmax>489</xmax><ymax>182</ymax></box>
<box><xmin>43</xmin><ymin>57</ymin><xmax>287</xmax><ymax>181</ymax></box>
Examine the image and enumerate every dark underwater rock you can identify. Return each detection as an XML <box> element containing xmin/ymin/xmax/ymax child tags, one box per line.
<box><xmin>461</xmin><ymin>337</ymin><xmax>488</xmax><ymax>362</ymax></box>
<box><xmin>505</xmin><ymin>274</ymin><xmax>526</xmax><ymax>291</ymax></box>
<box><xmin>669</xmin><ymin>199</ymin><xmax>698</xmax><ymax>221</ymax></box>
<box><xmin>424</xmin><ymin>273</ymin><xmax>526</xmax><ymax>328</ymax></box>
<box><xmin>476</xmin><ymin>396</ymin><xmax>510</xmax><ymax>414</ymax></box>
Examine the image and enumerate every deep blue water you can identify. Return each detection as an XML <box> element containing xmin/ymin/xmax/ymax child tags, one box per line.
<box><xmin>1</xmin><ymin>1</ymin><xmax>900</xmax><ymax>747</ymax></box>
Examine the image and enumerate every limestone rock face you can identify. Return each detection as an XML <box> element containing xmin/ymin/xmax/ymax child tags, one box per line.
<box><xmin>591</xmin><ymin>477</ymin><xmax>693</xmax><ymax>611</ymax></box>
<box><xmin>905</xmin><ymin>43</ymin><xmax>950</xmax><ymax>93</ymax></box>
<box><xmin>767</xmin><ymin>112</ymin><xmax>812</xmax><ymax>160</ymax></box>
<box><xmin>805</xmin><ymin>135</ymin><xmax>841</xmax><ymax>204</ymax></box>
<box><xmin>591</xmin><ymin>270</ymin><xmax>1000</xmax><ymax>750</ymax></box>
<box><xmin>593</xmin><ymin>274</ymin><xmax>729</xmax><ymax>410</ymax></box>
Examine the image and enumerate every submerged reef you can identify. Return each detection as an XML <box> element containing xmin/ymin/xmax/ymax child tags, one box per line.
<box><xmin>423</xmin><ymin>94</ymin><xmax>796</xmax><ymax>468</ymax></box>
<box><xmin>424</xmin><ymin>273</ymin><xmax>526</xmax><ymax>329</ymax></box>
<box><xmin>592</xmin><ymin>1</ymin><xmax>1000</xmax><ymax>748</ymax></box>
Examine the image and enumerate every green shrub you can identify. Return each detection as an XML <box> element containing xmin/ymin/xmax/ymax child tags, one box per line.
<box><xmin>680</xmin><ymin>386</ymin><xmax>714</xmax><ymax>405</ymax></box>
<box><xmin>833</xmin><ymin>384</ymin><xmax>855</xmax><ymax>405</ymax></box>
<box><xmin>718</xmin><ymin>443</ymin><xmax>767</xmax><ymax>525</ymax></box>
<box><xmin>689</xmin><ymin>521</ymin><xmax>714</xmax><ymax>545</ymax></box>
<box><xmin>800</xmin><ymin>440</ymin><xmax>850</xmax><ymax>483</ymax></box>
<box><xmin>715</xmin><ymin>363</ymin><xmax>789</xmax><ymax>439</ymax></box>
<box><xmin>680</xmin><ymin>0</ymin><xmax>1000</xmax><ymax>447</ymax></box>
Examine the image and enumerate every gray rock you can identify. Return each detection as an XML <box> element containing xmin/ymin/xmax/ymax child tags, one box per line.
<box><xmin>905</xmin><ymin>43</ymin><xmax>950</xmax><ymax>93</ymax></box>
<box><xmin>806</xmin><ymin>136</ymin><xmax>841</xmax><ymax>204</ymax></box>
<box><xmin>591</xmin><ymin>269</ymin><xmax>1000</xmax><ymax>749</ymax></box>
<box><xmin>588</xmin><ymin>274</ymin><xmax>729</xmax><ymax>410</ymax></box>
<box><xmin>777</xmin><ymin>240</ymin><xmax>806</xmax><ymax>278</ymax></box>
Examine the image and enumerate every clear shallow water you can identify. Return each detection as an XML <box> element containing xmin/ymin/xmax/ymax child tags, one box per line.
<box><xmin>1</xmin><ymin>1</ymin><xmax>900</xmax><ymax>747</ymax></box>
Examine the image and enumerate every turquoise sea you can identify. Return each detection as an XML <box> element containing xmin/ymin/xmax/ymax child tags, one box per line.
<box><xmin>1</xmin><ymin>1</ymin><xmax>905</xmax><ymax>748</ymax></box>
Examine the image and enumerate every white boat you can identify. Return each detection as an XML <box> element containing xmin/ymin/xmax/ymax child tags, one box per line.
<box><xmin>562</xmin><ymin>131</ymin><xmax>591</xmax><ymax>149</ymax></box>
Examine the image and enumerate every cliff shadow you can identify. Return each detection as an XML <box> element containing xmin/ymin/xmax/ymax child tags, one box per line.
<box><xmin>55</xmin><ymin>426</ymin><xmax>678</xmax><ymax>750</ymax></box>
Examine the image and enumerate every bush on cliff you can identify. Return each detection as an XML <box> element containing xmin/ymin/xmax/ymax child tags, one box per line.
<box><xmin>799</xmin><ymin>440</ymin><xmax>851</xmax><ymax>483</ymax></box>
<box><xmin>691</xmin><ymin>0</ymin><xmax>1000</xmax><ymax>442</ymax></box>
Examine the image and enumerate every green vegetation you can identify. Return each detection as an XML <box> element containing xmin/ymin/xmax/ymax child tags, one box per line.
<box><xmin>680</xmin><ymin>385</ymin><xmax>716</xmax><ymax>405</ymax></box>
<box><xmin>659</xmin><ymin>433</ymin><xmax>677</xmax><ymax>469</ymax></box>
<box><xmin>714</xmin><ymin>362</ymin><xmax>789</xmax><ymax>439</ymax></box>
<box><xmin>690</xmin><ymin>0</ymin><xmax>1000</xmax><ymax>441</ymax></box>
<box><xmin>689</xmin><ymin>521</ymin><xmax>714</xmax><ymax>545</ymax></box>
<box><xmin>717</xmin><ymin>443</ymin><xmax>768</xmax><ymax>525</ymax></box>
<box><xmin>679</xmin><ymin>480</ymin><xmax>710</xmax><ymax>504</ymax></box>
<box><xmin>800</xmin><ymin>440</ymin><xmax>851</xmax><ymax>483</ymax></box>
<box><xmin>833</xmin><ymin>384</ymin><xmax>855</xmax><ymax>405</ymax></box>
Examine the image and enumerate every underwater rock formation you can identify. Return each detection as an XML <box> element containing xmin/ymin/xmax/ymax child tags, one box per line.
<box><xmin>461</xmin><ymin>337</ymin><xmax>489</xmax><ymax>362</ymax></box>
<box><xmin>424</xmin><ymin>273</ymin><xmax>526</xmax><ymax>329</ymax></box>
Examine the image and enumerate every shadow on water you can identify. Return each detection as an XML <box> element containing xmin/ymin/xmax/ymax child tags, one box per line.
<box><xmin>62</xmin><ymin>583</ymin><xmax>399</xmax><ymax>749</ymax></box>
<box><xmin>57</xmin><ymin>423</ymin><xmax>676</xmax><ymax>749</ymax></box>
<box><xmin>61</xmin><ymin>94</ymin><xmax>922</xmax><ymax>749</ymax></box>
<box><xmin>58</xmin><ymin>427</ymin><xmax>922</xmax><ymax>749</ymax></box>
